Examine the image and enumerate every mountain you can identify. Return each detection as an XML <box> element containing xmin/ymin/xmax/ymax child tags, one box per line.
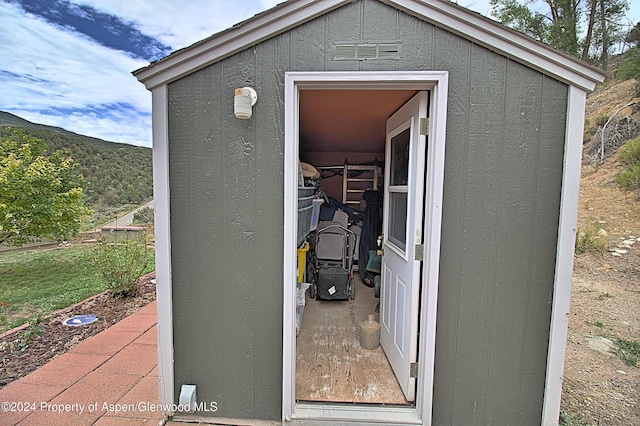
<box><xmin>0</xmin><ymin>111</ymin><xmax>153</xmax><ymax>211</ymax></box>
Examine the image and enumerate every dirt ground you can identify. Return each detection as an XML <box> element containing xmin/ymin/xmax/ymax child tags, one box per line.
<box><xmin>561</xmin><ymin>79</ymin><xmax>640</xmax><ymax>424</ymax></box>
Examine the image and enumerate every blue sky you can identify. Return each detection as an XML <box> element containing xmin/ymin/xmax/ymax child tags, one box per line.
<box><xmin>1</xmin><ymin>0</ymin><xmax>639</xmax><ymax>147</ymax></box>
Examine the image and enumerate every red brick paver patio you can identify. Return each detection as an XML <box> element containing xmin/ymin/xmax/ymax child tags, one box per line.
<box><xmin>0</xmin><ymin>301</ymin><xmax>165</xmax><ymax>425</ymax></box>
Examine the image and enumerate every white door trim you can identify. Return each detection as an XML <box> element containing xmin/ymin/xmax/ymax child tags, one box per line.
<box><xmin>283</xmin><ymin>71</ymin><xmax>448</xmax><ymax>424</ymax></box>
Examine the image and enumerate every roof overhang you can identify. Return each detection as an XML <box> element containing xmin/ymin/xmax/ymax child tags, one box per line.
<box><xmin>133</xmin><ymin>0</ymin><xmax>605</xmax><ymax>92</ymax></box>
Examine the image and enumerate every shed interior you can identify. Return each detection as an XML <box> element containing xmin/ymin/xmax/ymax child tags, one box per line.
<box><xmin>296</xmin><ymin>89</ymin><xmax>418</xmax><ymax>404</ymax></box>
<box><xmin>299</xmin><ymin>89</ymin><xmax>416</xmax><ymax>201</ymax></box>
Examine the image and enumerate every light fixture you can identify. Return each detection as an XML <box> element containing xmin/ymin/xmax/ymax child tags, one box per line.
<box><xmin>234</xmin><ymin>87</ymin><xmax>258</xmax><ymax>119</ymax></box>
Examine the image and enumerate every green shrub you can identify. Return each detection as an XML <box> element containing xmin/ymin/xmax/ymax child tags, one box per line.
<box><xmin>575</xmin><ymin>223</ymin><xmax>607</xmax><ymax>254</ymax></box>
<box><xmin>93</xmin><ymin>234</ymin><xmax>151</xmax><ymax>297</ymax></box>
<box><xmin>616</xmin><ymin>164</ymin><xmax>640</xmax><ymax>191</ymax></box>
<box><xmin>133</xmin><ymin>206</ymin><xmax>154</xmax><ymax>224</ymax></box>
<box><xmin>595</xmin><ymin>111</ymin><xmax>609</xmax><ymax>127</ymax></box>
<box><xmin>618</xmin><ymin>138</ymin><xmax>640</xmax><ymax>166</ymax></box>
<box><xmin>613</xmin><ymin>337</ymin><xmax>640</xmax><ymax>367</ymax></box>
<box><xmin>615</xmin><ymin>47</ymin><xmax>640</xmax><ymax>82</ymax></box>
<box><xmin>559</xmin><ymin>410</ymin><xmax>590</xmax><ymax>426</ymax></box>
<box><xmin>615</xmin><ymin>139</ymin><xmax>640</xmax><ymax>192</ymax></box>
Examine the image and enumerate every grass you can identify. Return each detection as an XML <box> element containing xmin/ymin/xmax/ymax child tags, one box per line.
<box><xmin>575</xmin><ymin>220</ymin><xmax>607</xmax><ymax>255</ymax></box>
<box><xmin>613</xmin><ymin>337</ymin><xmax>640</xmax><ymax>367</ymax></box>
<box><xmin>560</xmin><ymin>410</ymin><xmax>590</xmax><ymax>426</ymax></box>
<box><xmin>0</xmin><ymin>243</ymin><xmax>154</xmax><ymax>331</ymax></box>
<box><xmin>616</xmin><ymin>138</ymin><xmax>640</xmax><ymax>194</ymax></box>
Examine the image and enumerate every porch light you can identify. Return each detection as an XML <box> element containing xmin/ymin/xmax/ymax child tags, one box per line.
<box><xmin>234</xmin><ymin>87</ymin><xmax>258</xmax><ymax>119</ymax></box>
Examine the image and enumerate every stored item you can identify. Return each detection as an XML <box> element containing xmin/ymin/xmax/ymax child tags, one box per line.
<box><xmin>296</xmin><ymin>242</ymin><xmax>310</xmax><ymax>286</ymax></box>
<box><xmin>297</xmin><ymin>186</ymin><xmax>315</xmax><ymax>245</ymax></box>
<box><xmin>309</xmin><ymin>198</ymin><xmax>324</xmax><ymax>231</ymax></box>
<box><xmin>296</xmin><ymin>282</ymin><xmax>311</xmax><ymax>335</ymax></box>
<box><xmin>317</xmin><ymin>268</ymin><xmax>350</xmax><ymax>300</ymax></box>
<box><xmin>308</xmin><ymin>223</ymin><xmax>357</xmax><ymax>300</ymax></box>
<box><xmin>360</xmin><ymin>314</ymin><xmax>380</xmax><ymax>350</ymax></box>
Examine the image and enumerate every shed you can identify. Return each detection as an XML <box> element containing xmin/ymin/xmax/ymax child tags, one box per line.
<box><xmin>134</xmin><ymin>0</ymin><xmax>605</xmax><ymax>424</ymax></box>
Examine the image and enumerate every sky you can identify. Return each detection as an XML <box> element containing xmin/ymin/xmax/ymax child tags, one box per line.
<box><xmin>1</xmin><ymin>0</ymin><xmax>639</xmax><ymax>148</ymax></box>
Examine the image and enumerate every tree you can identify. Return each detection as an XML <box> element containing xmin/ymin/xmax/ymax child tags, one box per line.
<box><xmin>616</xmin><ymin>22</ymin><xmax>640</xmax><ymax>81</ymax></box>
<box><xmin>0</xmin><ymin>128</ymin><xmax>91</xmax><ymax>246</ymax></box>
<box><xmin>490</xmin><ymin>0</ymin><xmax>581</xmax><ymax>57</ymax></box>
<box><xmin>582</xmin><ymin>0</ymin><xmax>630</xmax><ymax>70</ymax></box>
<box><xmin>627</xmin><ymin>22</ymin><xmax>640</xmax><ymax>46</ymax></box>
<box><xmin>490</xmin><ymin>0</ymin><xmax>630</xmax><ymax>70</ymax></box>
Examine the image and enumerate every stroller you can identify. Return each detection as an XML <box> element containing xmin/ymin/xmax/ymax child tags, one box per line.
<box><xmin>308</xmin><ymin>219</ymin><xmax>357</xmax><ymax>301</ymax></box>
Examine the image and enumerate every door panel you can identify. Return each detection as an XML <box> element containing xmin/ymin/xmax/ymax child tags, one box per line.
<box><xmin>380</xmin><ymin>91</ymin><xmax>428</xmax><ymax>402</ymax></box>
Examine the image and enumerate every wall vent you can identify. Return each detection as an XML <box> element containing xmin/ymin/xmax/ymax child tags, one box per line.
<box><xmin>332</xmin><ymin>42</ymin><xmax>401</xmax><ymax>60</ymax></box>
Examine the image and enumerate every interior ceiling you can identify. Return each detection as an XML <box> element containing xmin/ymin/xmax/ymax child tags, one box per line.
<box><xmin>299</xmin><ymin>90</ymin><xmax>417</xmax><ymax>154</ymax></box>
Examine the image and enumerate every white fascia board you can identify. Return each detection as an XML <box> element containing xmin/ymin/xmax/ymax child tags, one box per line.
<box><xmin>134</xmin><ymin>0</ymin><xmax>350</xmax><ymax>90</ymax></box>
<box><xmin>135</xmin><ymin>0</ymin><xmax>604</xmax><ymax>92</ymax></box>
<box><xmin>385</xmin><ymin>0</ymin><xmax>604</xmax><ymax>91</ymax></box>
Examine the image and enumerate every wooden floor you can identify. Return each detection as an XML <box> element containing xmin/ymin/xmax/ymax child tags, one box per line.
<box><xmin>296</xmin><ymin>276</ymin><xmax>409</xmax><ymax>405</ymax></box>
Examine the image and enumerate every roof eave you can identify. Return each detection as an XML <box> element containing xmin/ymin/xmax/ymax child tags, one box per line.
<box><xmin>133</xmin><ymin>0</ymin><xmax>351</xmax><ymax>90</ymax></box>
<box><xmin>133</xmin><ymin>0</ymin><xmax>605</xmax><ymax>92</ymax></box>
<box><xmin>387</xmin><ymin>0</ymin><xmax>605</xmax><ymax>91</ymax></box>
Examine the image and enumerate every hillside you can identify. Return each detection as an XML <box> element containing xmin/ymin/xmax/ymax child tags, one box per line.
<box><xmin>561</xmin><ymin>79</ymin><xmax>640</xmax><ymax>424</ymax></box>
<box><xmin>0</xmin><ymin>112</ymin><xmax>152</xmax><ymax>213</ymax></box>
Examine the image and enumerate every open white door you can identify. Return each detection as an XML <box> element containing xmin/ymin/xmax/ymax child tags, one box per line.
<box><xmin>380</xmin><ymin>91</ymin><xmax>428</xmax><ymax>402</ymax></box>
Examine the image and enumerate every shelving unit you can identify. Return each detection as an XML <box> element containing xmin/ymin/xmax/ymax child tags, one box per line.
<box><xmin>316</xmin><ymin>160</ymin><xmax>382</xmax><ymax>205</ymax></box>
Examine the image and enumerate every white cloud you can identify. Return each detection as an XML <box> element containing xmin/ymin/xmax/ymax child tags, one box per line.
<box><xmin>70</xmin><ymin>0</ymin><xmax>285</xmax><ymax>50</ymax></box>
<box><xmin>3</xmin><ymin>0</ymin><xmax>638</xmax><ymax>149</ymax></box>
<box><xmin>0</xmin><ymin>1</ymin><xmax>151</xmax><ymax>145</ymax></box>
<box><xmin>1</xmin><ymin>0</ymin><xmax>285</xmax><ymax>147</ymax></box>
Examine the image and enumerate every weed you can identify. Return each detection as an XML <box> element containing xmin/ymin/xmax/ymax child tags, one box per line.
<box><xmin>615</xmin><ymin>138</ymin><xmax>640</xmax><ymax>192</ymax></box>
<box><xmin>593</xmin><ymin>320</ymin><xmax>605</xmax><ymax>328</ymax></box>
<box><xmin>18</xmin><ymin>313</ymin><xmax>45</xmax><ymax>350</ymax></box>
<box><xmin>595</xmin><ymin>111</ymin><xmax>609</xmax><ymax>127</ymax></box>
<box><xmin>559</xmin><ymin>410</ymin><xmax>590</xmax><ymax>426</ymax></box>
<box><xmin>595</xmin><ymin>292</ymin><xmax>613</xmax><ymax>301</ymax></box>
<box><xmin>0</xmin><ymin>301</ymin><xmax>8</xmax><ymax>328</ymax></box>
<box><xmin>616</xmin><ymin>164</ymin><xmax>640</xmax><ymax>192</ymax></box>
<box><xmin>93</xmin><ymin>234</ymin><xmax>152</xmax><ymax>297</ymax></box>
<box><xmin>617</xmin><ymin>138</ymin><xmax>640</xmax><ymax>167</ymax></box>
<box><xmin>575</xmin><ymin>222</ymin><xmax>607</xmax><ymax>254</ymax></box>
<box><xmin>583</xmin><ymin>117</ymin><xmax>595</xmax><ymax>138</ymax></box>
<box><xmin>613</xmin><ymin>337</ymin><xmax>640</xmax><ymax>367</ymax></box>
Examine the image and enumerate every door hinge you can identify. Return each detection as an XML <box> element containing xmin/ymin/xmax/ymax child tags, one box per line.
<box><xmin>410</xmin><ymin>362</ymin><xmax>419</xmax><ymax>378</ymax></box>
<box><xmin>420</xmin><ymin>118</ymin><xmax>429</xmax><ymax>136</ymax></box>
<box><xmin>415</xmin><ymin>244</ymin><xmax>424</xmax><ymax>261</ymax></box>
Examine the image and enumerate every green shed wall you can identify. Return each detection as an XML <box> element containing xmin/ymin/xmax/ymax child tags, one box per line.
<box><xmin>166</xmin><ymin>0</ymin><xmax>568</xmax><ymax>423</ymax></box>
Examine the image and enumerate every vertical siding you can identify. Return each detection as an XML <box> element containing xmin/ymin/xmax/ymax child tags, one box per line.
<box><xmin>432</xmin><ymin>37</ymin><xmax>567</xmax><ymax>425</ymax></box>
<box><xmin>253</xmin><ymin>33</ymin><xmax>290</xmax><ymax>418</ymax></box>
<box><xmin>221</xmin><ymin>48</ymin><xmax>258</xmax><ymax>417</ymax></box>
<box><xmin>169</xmin><ymin>63</ymin><xmax>227</xmax><ymax>408</ymax></box>
<box><xmin>166</xmin><ymin>0</ymin><xmax>568</xmax><ymax>422</ymax></box>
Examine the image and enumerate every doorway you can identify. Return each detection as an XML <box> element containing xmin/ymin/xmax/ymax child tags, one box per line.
<box><xmin>283</xmin><ymin>71</ymin><xmax>448</xmax><ymax>423</ymax></box>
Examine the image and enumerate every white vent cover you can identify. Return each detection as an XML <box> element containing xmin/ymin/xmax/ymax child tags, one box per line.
<box><xmin>333</xmin><ymin>42</ymin><xmax>401</xmax><ymax>60</ymax></box>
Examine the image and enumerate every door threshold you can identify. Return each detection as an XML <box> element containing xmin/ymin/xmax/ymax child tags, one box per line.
<box><xmin>291</xmin><ymin>402</ymin><xmax>421</xmax><ymax>425</ymax></box>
